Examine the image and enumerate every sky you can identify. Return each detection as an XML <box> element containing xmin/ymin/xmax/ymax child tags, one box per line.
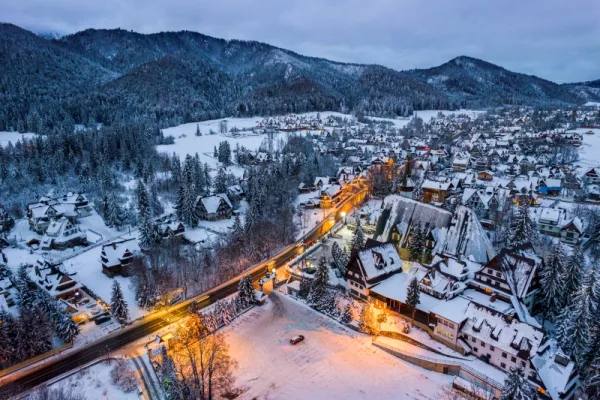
<box><xmin>2</xmin><ymin>0</ymin><xmax>599</xmax><ymax>83</ymax></box>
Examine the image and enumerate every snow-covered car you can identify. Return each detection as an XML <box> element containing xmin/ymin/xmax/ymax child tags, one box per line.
<box><xmin>290</xmin><ymin>335</ymin><xmax>305</xmax><ymax>345</ymax></box>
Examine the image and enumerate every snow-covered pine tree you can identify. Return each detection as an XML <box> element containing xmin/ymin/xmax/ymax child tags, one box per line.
<box><xmin>509</xmin><ymin>203</ymin><xmax>537</xmax><ymax>249</ymax></box>
<box><xmin>236</xmin><ymin>276</ymin><xmax>254</xmax><ymax>311</ymax></box>
<box><xmin>308</xmin><ymin>256</ymin><xmax>329</xmax><ymax>306</ymax></box>
<box><xmin>350</xmin><ymin>216</ymin><xmax>365</xmax><ymax>257</ymax></box>
<box><xmin>563</xmin><ymin>245</ymin><xmax>585</xmax><ymax>303</ymax></box>
<box><xmin>106</xmin><ymin>192</ymin><xmax>124</xmax><ymax>230</ymax></box>
<box><xmin>555</xmin><ymin>283</ymin><xmax>594</xmax><ymax>366</ymax></box>
<box><xmin>175</xmin><ymin>185</ymin><xmax>185</xmax><ymax>222</ymax></box>
<box><xmin>0</xmin><ymin>308</ymin><xmax>16</xmax><ymax>365</ymax></box>
<box><xmin>214</xmin><ymin>168</ymin><xmax>228</xmax><ymax>194</ymax></box>
<box><xmin>182</xmin><ymin>183</ymin><xmax>198</xmax><ymax>228</ymax></box>
<box><xmin>213</xmin><ymin>146</ymin><xmax>218</xmax><ymax>158</ymax></box>
<box><xmin>298</xmin><ymin>274</ymin><xmax>311</xmax><ymax>299</ymax></box>
<box><xmin>195</xmin><ymin>124</ymin><xmax>201</xmax><ymax>136</ymax></box>
<box><xmin>406</xmin><ymin>277</ymin><xmax>421</xmax><ymax>322</ymax></box>
<box><xmin>541</xmin><ymin>242</ymin><xmax>566</xmax><ymax>323</ymax></box>
<box><xmin>331</xmin><ymin>241</ymin><xmax>349</xmax><ymax>275</ymax></box>
<box><xmin>500</xmin><ymin>367</ymin><xmax>532</xmax><ymax>400</ymax></box>
<box><xmin>159</xmin><ymin>345</ymin><xmax>185</xmax><ymax>399</ymax></box>
<box><xmin>111</xmin><ymin>280</ymin><xmax>129</xmax><ymax>325</ymax></box>
<box><xmin>137</xmin><ymin>181</ymin><xmax>154</xmax><ymax>249</ymax></box>
<box><xmin>409</xmin><ymin>224</ymin><xmax>424</xmax><ymax>261</ymax></box>
<box><xmin>585</xmin><ymin>355</ymin><xmax>600</xmax><ymax>400</ymax></box>
<box><xmin>55</xmin><ymin>312</ymin><xmax>80</xmax><ymax>343</ymax></box>
<box><xmin>148</xmin><ymin>177</ymin><xmax>164</xmax><ymax>217</ymax></box>
<box><xmin>340</xmin><ymin>303</ymin><xmax>353</xmax><ymax>324</ymax></box>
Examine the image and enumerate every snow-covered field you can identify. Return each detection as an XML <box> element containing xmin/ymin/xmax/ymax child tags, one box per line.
<box><xmin>225</xmin><ymin>294</ymin><xmax>453</xmax><ymax>400</ymax></box>
<box><xmin>0</xmin><ymin>131</ymin><xmax>37</xmax><ymax>148</ymax></box>
<box><xmin>49</xmin><ymin>359</ymin><xmax>138</xmax><ymax>400</ymax></box>
<box><xmin>574</xmin><ymin>128</ymin><xmax>600</xmax><ymax>167</ymax></box>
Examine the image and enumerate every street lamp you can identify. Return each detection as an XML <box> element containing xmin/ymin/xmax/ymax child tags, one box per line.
<box><xmin>340</xmin><ymin>211</ymin><xmax>346</xmax><ymax>225</ymax></box>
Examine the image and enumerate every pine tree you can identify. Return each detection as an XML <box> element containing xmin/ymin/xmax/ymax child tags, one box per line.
<box><xmin>555</xmin><ymin>284</ymin><xmax>593</xmax><ymax>366</ymax></box>
<box><xmin>501</xmin><ymin>367</ymin><xmax>532</xmax><ymax>400</ymax></box>
<box><xmin>409</xmin><ymin>224</ymin><xmax>424</xmax><ymax>261</ymax></box>
<box><xmin>541</xmin><ymin>242</ymin><xmax>566</xmax><ymax>323</ymax></box>
<box><xmin>298</xmin><ymin>274</ymin><xmax>311</xmax><ymax>299</ymax></box>
<box><xmin>350</xmin><ymin>216</ymin><xmax>365</xmax><ymax>257</ymax></box>
<box><xmin>175</xmin><ymin>185</ymin><xmax>185</xmax><ymax>222</ymax></box>
<box><xmin>509</xmin><ymin>203</ymin><xmax>537</xmax><ymax>249</ymax></box>
<box><xmin>137</xmin><ymin>181</ymin><xmax>154</xmax><ymax>249</ymax></box>
<box><xmin>406</xmin><ymin>277</ymin><xmax>421</xmax><ymax>322</ymax></box>
<box><xmin>563</xmin><ymin>245</ymin><xmax>585</xmax><ymax>303</ymax></box>
<box><xmin>308</xmin><ymin>256</ymin><xmax>329</xmax><ymax>306</ymax></box>
<box><xmin>111</xmin><ymin>280</ymin><xmax>129</xmax><ymax>325</ymax></box>
<box><xmin>195</xmin><ymin>124</ymin><xmax>201</xmax><ymax>136</ymax></box>
<box><xmin>214</xmin><ymin>168</ymin><xmax>228</xmax><ymax>193</ymax></box>
<box><xmin>236</xmin><ymin>276</ymin><xmax>254</xmax><ymax>310</ymax></box>
<box><xmin>340</xmin><ymin>303</ymin><xmax>353</xmax><ymax>324</ymax></box>
<box><xmin>182</xmin><ymin>184</ymin><xmax>198</xmax><ymax>228</ymax></box>
<box><xmin>331</xmin><ymin>241</ymin><xmax>349</xmax><ymax>275</ymax></box>
<box><xmin>56</xmin><ymin>312</ymin><xmax>80</xmax><ymax>343</ymax></box>
<box><xmin>106</xmin><ymin>192</ymin><xmax>124</xmax><ymax>230</ymax></box>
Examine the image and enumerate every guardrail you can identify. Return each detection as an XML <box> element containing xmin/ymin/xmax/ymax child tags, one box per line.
<box><xmin>0</xmin><ymin>342</ymin><xmax>73</xmax><ymax>378</ymax></box>
<box><xmin>372</xmin><ymin>340</ymin><xmax>503</xmax><ymax>390</ymax></box>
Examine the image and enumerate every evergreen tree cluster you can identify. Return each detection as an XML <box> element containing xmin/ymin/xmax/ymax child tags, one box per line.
<box><xmin>0</xmin><ymin>265</ymin><xmax>80</xmax><ymax>367</ymax></box>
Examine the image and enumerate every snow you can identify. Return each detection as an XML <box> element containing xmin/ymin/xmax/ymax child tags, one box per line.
<box><xmin>572</xmin><ymin>128</ymin><xmax>600</xmax><ymax>167</ymax></box>
<box><xmin>224</xmin><ymin>294</ymin><xmax>453</xmax><ymax>399</ymax></box>
<box><xmin>0</xmin><ymin>131</ymin><xmax>37</xmax><ymax>148</ymax></box>
<box><xmin>49</xmin><ymin>359</ymin><xmax>138</xmax><ymax>400</ymax></box>
<box><xmin>62</xmin><ymin>243</ymin><xmax>148</xmax><ymax>321</ymax></box>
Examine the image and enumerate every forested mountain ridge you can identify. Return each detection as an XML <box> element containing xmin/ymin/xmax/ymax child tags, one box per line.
<box><xmin>0</xmin><ymin>23</ymin><xmax>596</xmax><ymax>132</ymax></box>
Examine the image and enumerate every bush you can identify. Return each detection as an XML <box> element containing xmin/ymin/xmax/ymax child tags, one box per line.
<box><xmin>110</xmin><ymin>360</ymin><xmax>137</xmax><ymax>393</ymax></box>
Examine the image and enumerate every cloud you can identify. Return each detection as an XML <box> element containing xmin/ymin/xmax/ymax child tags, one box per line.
<box><xmin>3</xmin><ymin>0</ymin><xmax>599</xmax><ymax>82</ymax></box>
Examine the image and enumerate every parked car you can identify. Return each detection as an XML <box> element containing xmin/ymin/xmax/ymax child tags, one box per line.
<box><xmin>94</xmin><ymin>314</ymin><xmax>111</xmax><ymax>325</ymax></box>
<box><xmin>290</xmin><ymin>335</ymin><xmax>305</xmax><ymax>345</ymax></box>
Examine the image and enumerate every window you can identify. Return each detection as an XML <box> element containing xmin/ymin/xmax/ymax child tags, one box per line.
<box><xmin>471</xmin><ymin>337</ymin><xmax>476</xmax><ymax>343</ymax></box>
<box><xmin>473</xmin><ymin>347</ymin><xmax>478</xmax><ymax>353</ymax></box>
<box><xmin>521</xmin><ymin>361</ymin><xmax>526</xmax><ymax>368</ymax></box>
<box><xmin>501</xmin><ymin>362</ymin><xmax>506</xmax><ymax>369</ymax></box>
<box><xmin>489</xmin><ymin>345</ymin><xmax>495</xmax><ymax>351</ymax></box>
<box><xmin>511</xmin><ymin>356</ymin><xmax>517</xmax><ymax>363</ymax></box>
<box><xmin>495</xmin><ymin>272</ymin><xmax>501</xmax><ymax>278</ymax></box>
<box><xmin>480</xmin><ymin>341</ymin><xmax>485</xmax><ymax>347</ymax></box>
<box><xmin>502</xmin><ymin>352</ymin><xmax>507</xmax><ymax>358</ymax></box>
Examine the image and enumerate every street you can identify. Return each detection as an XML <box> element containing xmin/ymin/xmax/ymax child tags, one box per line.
<box><xmin>1</xmin><ymin>189</ymin><xmax>366</xmax><ymax>396</ymax></box>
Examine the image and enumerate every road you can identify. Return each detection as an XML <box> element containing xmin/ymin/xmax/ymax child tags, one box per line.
<box><xmin>1</xmin><ymin>189</ymin><xmax>367</xmax><ymax>396</ymax></box>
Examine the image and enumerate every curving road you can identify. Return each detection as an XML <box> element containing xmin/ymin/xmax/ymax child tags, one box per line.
<box><xmin>1</xmin><ymin>189</ymin><xmax>366</xmax><ymax>396</ymax></box>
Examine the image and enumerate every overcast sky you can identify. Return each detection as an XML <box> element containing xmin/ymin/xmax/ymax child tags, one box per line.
<box><xmin>3</xmin><ymin>0</ymin><xmax>599</xmax><ymax>83</ymax></box>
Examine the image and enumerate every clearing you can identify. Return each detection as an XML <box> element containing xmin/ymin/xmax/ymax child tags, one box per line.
<box><xmin>225</xmin><ymin>293</ymin><xmax>452</xmax><ymax>400</ymax></box>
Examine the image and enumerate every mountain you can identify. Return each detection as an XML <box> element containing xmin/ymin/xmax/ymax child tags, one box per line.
<box><xmin>0</xmin><ymin>24</ymin><xmax>591</xmax><ymax>132</ymax></box>
<box><xmin>562</xmin><ymin>79</ymin><xmax>600</xmax><ymax>103</ymax></box>
<box><xmin>406</xmin><ymin>56</ymin><xmax>581</xmax><ymax>107</ymax></box>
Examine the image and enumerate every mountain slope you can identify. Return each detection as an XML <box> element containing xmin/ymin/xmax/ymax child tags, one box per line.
<box><xmin>0</xmin><ymin>24</ymin><xmax>590</xmax><ymax>131</ymax></box>
<box><xmin>406</xmin><ymin>56</ymin><xmax>580</xmax><ymax>107</ymax></box>
<box><xmin>563</xmin><ymin>79</ymin><xmax>600</xmax><ymax>103</ymax></box>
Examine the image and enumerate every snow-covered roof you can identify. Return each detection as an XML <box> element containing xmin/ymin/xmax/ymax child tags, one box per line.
<box><xmin>531</xmin><ymin>340</ymin><xmax>577</xmax><ymax>400</ymax></box>
<box><xmin>429</xmin><ymin>296</ymin><xmax>471</xmax><ymax>324</ymax></box>
<box><xmin>357</xmin><ymin>242</ymin><xmax>403</xmax><ymax>283</ymax></box>
<box><xmin>462</xmin><ymin>303</ymin><xmax>544</xmax><ymax>359</ymax></box>
<box><xmin>433</xmin><ymin>206</ymin><xmax>497</xmax><ymax>264</ymax></box>
<box><xmin>198</xmin><ymin>194</ymin><xmax>232</xmax><ymax>213</ymax></box>
<box><xmin>101</xmin><ymin>238</ymin><xmax>140</xmax><ymax>268</ymax></box>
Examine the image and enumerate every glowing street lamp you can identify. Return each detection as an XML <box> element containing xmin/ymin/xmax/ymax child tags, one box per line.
<box><xmin>340</xmin><ymin>211</ymin><xmax>347</xmax><ymax>225</ymax></box>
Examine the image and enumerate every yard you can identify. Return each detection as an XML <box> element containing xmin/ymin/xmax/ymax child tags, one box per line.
<box><xmin>224</xmin><ymin>293</ymin><xmax>453</xmax><ymax>400</ymax></box>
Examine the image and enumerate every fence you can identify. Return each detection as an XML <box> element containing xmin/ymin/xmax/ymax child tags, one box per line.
<box><xmin>372</xmin><ymin>339</ymin><xmax>503</xmax><ymax>391</ymax></box>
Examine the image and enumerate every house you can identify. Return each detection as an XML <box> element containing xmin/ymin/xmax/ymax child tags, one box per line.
<box><xmin>452</xmin><ymin>152</ymin><xmax>471</xmax><ymax>172</ymax></box>
<box><xmin>344</xmin><ymin>240</ymin><xmax>403</xmax><ymax>300</ymax></box>
<box><xmin>101</xmin><ymin>238</ymin><xmax>141</xmax><ymax>277</ymax></box>
<box><xmin>40</xmin><ymin>217</ymin><xmax>87</xmax><ymax>250</ymax></box>
<box><xmin>538</xmin><ymin>178</ymin><xmax>562</xmax><ymax>196</ymax></box>
<box><xmin>29</xmin><ymin>263</ymin><xmax>82</xmax><ymax>300</ymax></box>
<box><xmin>584</xmin><ymin>168</ymin><xmax>600</xmax><ymax>184</ymax></box>
<box><xmin>196</xmin><ymin>194</ymin><xmax>232</xmax><ymax>221</ymax></box>
<box><xmin>471</xmin><ymin>246</ymin><xmax>542</xmax><ymax>318</ymax></box>
<box><xmin>319</xmin><ymin>184</ymin><xmax>345</xmax><ymax>208</ymax></box>
<box><xmin>157</xmin><ymin>221</ymin><xmax>185</xmax><ymax>238</ymax></box>
<box><xmin>27</xmin><ymin>193</ymin><xmax>92</xmax><ymax>234</ymax></box>
<box><xmin>422</xmin><ymin>179</ymin><xmax>451</xmax><ymax>203</ymax></box>
<box><xmin>531</xmin><ymin>208</ymin><xmax>585</xmax><ymax>245</ymax></box>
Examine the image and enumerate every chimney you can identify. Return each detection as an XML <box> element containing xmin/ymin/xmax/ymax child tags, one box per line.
<box><xmin>490</xmin><ymin>293</ymin><xmax>497</xmax><ymax>303</ymax></box>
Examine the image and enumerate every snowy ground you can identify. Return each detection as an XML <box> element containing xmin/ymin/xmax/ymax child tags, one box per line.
<box><xmin>62</xmin><ymin>241</ymin><xmax>148</xmax><ymax>321</ymax></box>
<box><xmin>49</xmin><ymin>359</ymin><xmax>138</xmax><ymax>400</ymax></box>
<box><xmin>572</xmin><ymin>128</ymin><xmax>600</xmax><ymax>169</ymax></box>
<box><xmin>224</xmin><ymin>294</ymin><xmax>453</xmax><ymax>400</ymax></box>
<box><xmin>0</xmin><ymin>131</ymin><xmax>37</xmax><ymax>148</ymax></box>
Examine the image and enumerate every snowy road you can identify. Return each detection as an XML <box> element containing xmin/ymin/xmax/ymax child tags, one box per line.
<box><xmin>225</xmin><ymin>294</ymin><xmax>453</xmax><ymax>400</ymax></box>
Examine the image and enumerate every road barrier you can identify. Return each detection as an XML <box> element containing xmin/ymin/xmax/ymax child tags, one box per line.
<box><xmin>0</xmin><ymin>342</ymin><xmax>73</xmax><ymax>378</ymax></box>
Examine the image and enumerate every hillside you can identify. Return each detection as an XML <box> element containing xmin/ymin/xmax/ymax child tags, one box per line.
<box><xmin>0</xmin><ymin>24</ymin><xmax>593</xmax><ymax>132</ymax></box>
<box><xmin>406</xmin><ymin>56</ymin><xmax>581</xmax><ymax>107</ymax></box>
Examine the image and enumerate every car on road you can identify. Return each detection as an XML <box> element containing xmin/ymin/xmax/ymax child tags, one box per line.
<box><xmin>290</xmin><ymin>335</ymin><xmax>305</xmax><ymax>345</ymax></box>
